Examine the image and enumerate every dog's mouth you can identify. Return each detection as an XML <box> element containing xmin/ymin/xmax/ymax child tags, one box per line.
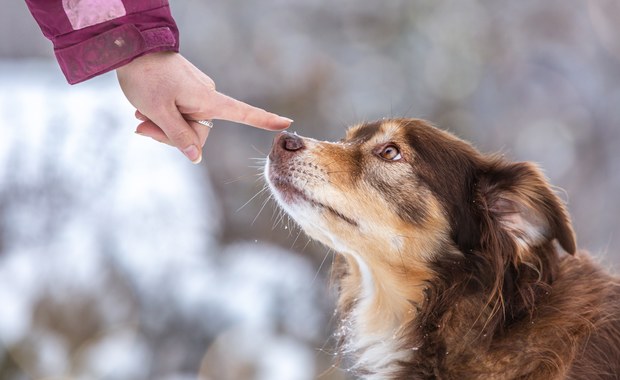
<box><xmin>268</xmin><ymin>175</ymin><xmax>312</xmax><ymax>204</ymax></box>
<box><xmin>267</xmin><ymin>170</ymin><xmax>358</xmax><ymax>227</ymax></box>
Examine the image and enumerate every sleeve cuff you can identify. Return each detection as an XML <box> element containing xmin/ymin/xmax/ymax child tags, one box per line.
<box><xmin>55</xmin><ymin>24</ymin><xmax>178</xmax><ymax>84</ymax></box>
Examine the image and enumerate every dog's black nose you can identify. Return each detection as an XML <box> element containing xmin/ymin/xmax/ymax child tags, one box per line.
<box><xmin>278</xmin><ymin>131</ymin><xmax>305</xmax><ymax>152</ymax></box>
<box><xmin>269</xmin><ymin>132</ymin><xmax>305</xmax><ymax>162</ymax></box>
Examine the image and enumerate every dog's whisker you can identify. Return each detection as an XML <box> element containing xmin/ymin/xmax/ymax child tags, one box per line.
<box><xmin>291</xmin><ymin>227</ymin><xmax>304</xmax><ymax>248</ymax></box>
<box><xmin>236</xmin><ymin>185</ymin><xmax>270</xmax><ymax>213</ymax></box>
<box><xmin>224</xmin><ymin>172</ymin><xmax>262</xmax><ymax>185</ymax></box>
<box><xmin>271</xmin><ymin>208</ymin><xmax>281</xmax><ymax>227</ymax></box>
<box><xmin>297</xmin><ymin>237</ymin><xmax>312</xmax><ymax>254</ymax></box>
<box><xmin>253</xmin><ymin>175</ymin><xmax>267</xmax><ymax>184</ymax></box>
<box><xmin>252</xmin><ymin>193</ymin><xmax>273</xmax><ymax>225</ymax></box>
<box><xmin>312</xmin><ymin>249</ymin><xmax>332</xmax><ymax>287</ymax></box>
<box><xmin>273</xmin><ymin>209</ymin><xmax>287</xmax><ymax>230</ymax></box>
<box><xmin>286</xmin><ymin>215</ymin><xmax>296</xmax><ymax>237</ymax></box>
<box><xmin>249</xmin><ymin>145</ymin><xmax>267</xmax><ymax>156</ymax></box>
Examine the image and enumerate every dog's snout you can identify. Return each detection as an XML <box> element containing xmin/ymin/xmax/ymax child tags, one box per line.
<box><xmin>270</xmin><ymin>132</ymin><xmax>305</xmax><ymax>161</ymax></box>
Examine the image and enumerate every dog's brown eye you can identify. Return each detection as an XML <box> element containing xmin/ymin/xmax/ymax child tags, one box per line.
<box><xmin>378</xmin><ymin>145</ymin><xmax>402</xmax><ymax>161</ymax></box>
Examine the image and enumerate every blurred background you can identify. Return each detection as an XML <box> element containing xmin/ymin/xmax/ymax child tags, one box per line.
<box><xmin>1</xmin><ymin>0</ymin><xmax>619</xmax><ymax>379</ymax></box>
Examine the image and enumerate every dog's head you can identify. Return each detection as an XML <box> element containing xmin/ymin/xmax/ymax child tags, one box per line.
<box><xmin>266</xmin><ymin>118</ymin><xmax>574</xmax><ymax>258</ymax></box>
<box><xmin>265</xmin><ymin>118</ymin><xmax>576</xmax><ymax>337</ymax></box>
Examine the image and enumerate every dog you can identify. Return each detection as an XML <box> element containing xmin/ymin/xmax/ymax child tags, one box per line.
<box><xmin>264</xmin><ymin>118</ymin><xmax>620</xmax><ymax>379</ymax></box>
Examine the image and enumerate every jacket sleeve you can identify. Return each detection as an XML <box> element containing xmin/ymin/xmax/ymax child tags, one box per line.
<box><xmin>25</xmin><ymin>0</ymin><xmax>180</xmax><ymax>84</ymax></box>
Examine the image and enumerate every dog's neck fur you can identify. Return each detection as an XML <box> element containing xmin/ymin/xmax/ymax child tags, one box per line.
<box><xmin>334</xmin><ymin>248</ymin><xmax>437</xmax><ymax>379</ymax></box>
<box><xmin>333</xmin><ymin>239</ymin><xmax>556</xmax><ymax>379</ymax></box>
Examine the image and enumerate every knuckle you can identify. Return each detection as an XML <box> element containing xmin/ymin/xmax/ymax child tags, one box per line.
<box><xmin>237</xmin><ymin>109</ymin><xmax>251</xmax><ymax>123</ymax></box>
<box><xmin>204</xmin><ymin>78</ymin><xmax>216</xmax><ymax>92</ymax></box>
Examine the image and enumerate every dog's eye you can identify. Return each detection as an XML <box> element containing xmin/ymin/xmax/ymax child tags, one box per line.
<box><xmin>378</xmin><ymin>145</ymin><xmax>402</xmax><ymax>161</ymax></box>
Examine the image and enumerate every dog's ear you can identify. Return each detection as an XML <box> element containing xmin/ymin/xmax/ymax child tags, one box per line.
<box><xmin>480</xmin><ymin>161</ymin><xmax>576</xmax><ymax>255</ymax></box>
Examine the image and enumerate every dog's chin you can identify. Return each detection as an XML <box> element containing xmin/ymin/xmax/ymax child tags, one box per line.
<box><xmin>266</xmin><ymin>166</ymin><xmax>321</xmax><ymax>221</ymax></box>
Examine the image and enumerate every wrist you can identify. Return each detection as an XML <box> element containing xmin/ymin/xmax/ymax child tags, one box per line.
<box><xmin>116</xmin><ymin>51</ymin><xmax>177</xmax><ymax>76</ymax></box>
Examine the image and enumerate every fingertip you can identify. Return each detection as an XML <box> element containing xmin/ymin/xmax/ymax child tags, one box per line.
<box><xmin>267</xmin><ymin>115</ymin><xmax>294</xmax><ymax>131</ymax></box>
<box><xmin>134</xmin><ymin>121</ymin><xmax>156</xmax><ymax>136</ymax></box>
<box><xmin>182</xmin><ymin>145</ymin><xmax>202</xmax><ymax>164</ymax></box>
<box><xmin>134</xmin><ymin>121</ymin><xmax>149</xmax><ymax>135</ymax></box>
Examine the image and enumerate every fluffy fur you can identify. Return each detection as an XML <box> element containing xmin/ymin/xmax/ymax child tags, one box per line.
<box><xmin>265</xmin><ymin>118</ymin><xmax>620</xmax><ymax>379</ymax></box>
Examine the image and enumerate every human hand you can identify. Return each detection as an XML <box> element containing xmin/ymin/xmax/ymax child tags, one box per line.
<box><xmin>116</xmin><ymin>51</ymin><xmax>292</xmax><ymax>163</ymax></box>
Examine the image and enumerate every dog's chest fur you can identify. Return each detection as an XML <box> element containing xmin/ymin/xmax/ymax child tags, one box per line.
<box><xmin>336</xmin><ymin>253</ymin><xmax>422</xmax><ymax>379</ymax></box>
<box><xmin>335</xmin><ymin>251</ymin><xmax>620</xmax><ymax>380</ymax></box>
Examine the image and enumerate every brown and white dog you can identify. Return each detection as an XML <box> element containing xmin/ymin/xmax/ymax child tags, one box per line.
<box><xmin>265</xmin><ymin>118</ymin><xmax>620</xmax><ymax>379</ymax></box>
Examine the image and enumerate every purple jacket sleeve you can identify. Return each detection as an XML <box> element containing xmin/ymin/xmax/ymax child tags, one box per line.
<box><xmin>25</xmin><ymin>0</ymin><xmax>180</xmax><ymax>84</ymax></box>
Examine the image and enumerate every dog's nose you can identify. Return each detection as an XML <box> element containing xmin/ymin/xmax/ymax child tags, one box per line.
<box><xmin>278</xmin><ymin>131</ymin><xmax>305</xmax><ymax>152</ymax></box>
<box><xmin>269</xmin><ymin>131</ymin><xmax>305</xmax><ymax>161</ymax></box>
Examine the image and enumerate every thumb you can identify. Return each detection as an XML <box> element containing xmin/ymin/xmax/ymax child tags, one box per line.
<box><xmin>208</xmin><ymin>91</ymin><xmax>293</xmax><ymax>131</ymax></box>
<box><xmin>148</xmin><ymin>108</ymin><xmax>203</xmax><ymax>164</ymax></box>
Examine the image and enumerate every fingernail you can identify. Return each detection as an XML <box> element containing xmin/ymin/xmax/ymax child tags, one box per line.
<box><xmin>135</xmin><ymin>131</ymin><xmax>146</xmax><ymax>136</ymax></box>
<box><xmin>281</xmin><ymin>117</ymin><xmax>294</xmax><ymax>123</ymax></box>
<box><xmin>182</xmin><ymin>145</ymin><xmax>202</xmax><ymax>164</ymax></box>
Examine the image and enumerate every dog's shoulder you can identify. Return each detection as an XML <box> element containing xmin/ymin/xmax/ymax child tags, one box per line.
<box><xmin>555</xmin><ymin>253</ymin><xmax>620</xmax><ymax>379</ymax></box>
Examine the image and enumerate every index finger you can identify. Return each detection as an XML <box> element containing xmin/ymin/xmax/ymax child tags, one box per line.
<box><xmin>208</xmin><ymin>91</ymin><xmax>293</xmax><ymax>131</ymax></box>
